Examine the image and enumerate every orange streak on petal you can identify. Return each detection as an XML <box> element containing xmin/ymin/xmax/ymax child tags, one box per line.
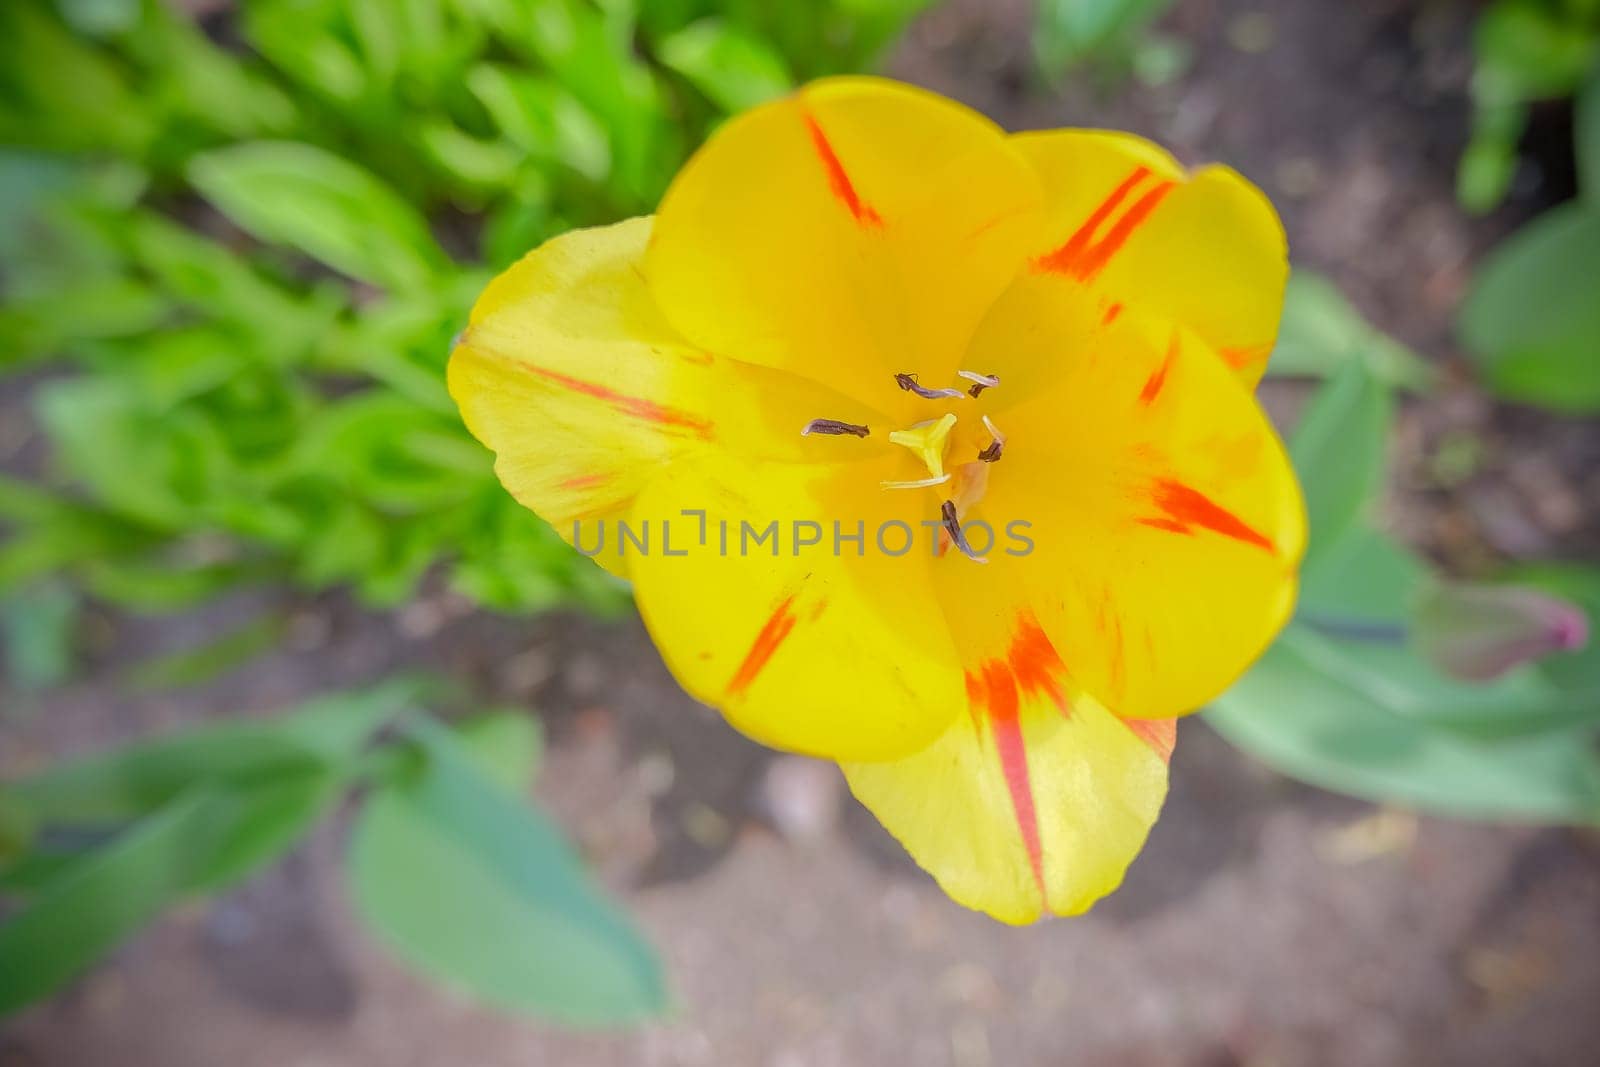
<box><xmin>559</xmin><ymin>473</ymin><xmax>611</xmax><ymax>490</ymax></box>
<box><xmin>1034</xmin><ymin>166</ymin><xmax>1151</xmax><ymax>275</ymax></box>
<box><xmin>1138</xmin><ymin>334</ymin><xmax>1180</xmax><ymax>406</ymax></box>
<box><xmin>1137</xmin><ymin>517</ymin><xmax>1192</xmax><ymax>536</ymax></box>
<box><xmin>726</xmin><ymin>594</ymin><xmax>800</xmax><ymax>696</ymax></box>
<box><xmin>1102</xmin><ymin>302</ymin><xmax>1124</xmax><ymax>326</ymax></box>
<box><xmin>1123</xmin><ymin>717</ymin><xmax>1176</xmax><ymax>762</ymax></box>
<box><xmin>1151</xmin><ymin>478</ymin><xmax>1275</xmax><ymax>553</ymax></box>
<box><xmin>801</xmin><ymin>111</ymin><xmax>883</xmax><ymax>228</ymax></box>
<box><xmin>1220</xmin><ymin>343</ymin><xmax>1270</xmax><ymax>369</ymax></box>
<box><xmin>1071</xmin><ymin>180</ymin><xmax>1176</xmax><ymax>281</ymax></box>
<box><xmin>524</xmin><ymin>364</ymin><xmax>715</xmax><ymax>441</ymax></box>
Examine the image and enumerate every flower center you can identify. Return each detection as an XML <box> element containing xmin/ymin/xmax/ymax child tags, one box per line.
<box><xmin>801</xmin><ymin>370</ymin><xmax>1003</xmax><ymax>563</ymax></box>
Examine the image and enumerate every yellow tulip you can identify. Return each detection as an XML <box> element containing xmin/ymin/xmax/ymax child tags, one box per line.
<box><xmin>449</xmin><ymin>77</ymin><xmax>1306</xmax><ymax>923</ymax></box>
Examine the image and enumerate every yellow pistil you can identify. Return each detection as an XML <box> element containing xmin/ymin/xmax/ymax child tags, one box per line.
<box><xmin>886</xmin><ymin>412</ymin><xmax>958</xmax><ymax>483</ymax></box>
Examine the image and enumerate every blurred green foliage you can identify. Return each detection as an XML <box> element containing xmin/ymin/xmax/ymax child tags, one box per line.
<box><xmin>1031</xmin><ymin>0</ymin><xmax>1188</xmax><ymax>88</ymax></box>
<box><xmin>0</xmin><ymin>0</ymin><xmax>932</xmax><ymax>623</ymax></box>
<box><xmin>1458</xmin><ymin>0</ymin><xmax>1599</xmax><ymax>214</ymax></box>
<box><xmin>1221</xmin><ymin>270</ymin><xmax>1600</xmax><ymax>821</ymax></box>
<box><xmin>0</xmin><ymin>0</ymin><xmax>935</xmax><ymax>1024</ymax></box>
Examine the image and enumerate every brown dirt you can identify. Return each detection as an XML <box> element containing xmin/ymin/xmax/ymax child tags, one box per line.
<box><xmin>5</xmin><ymin>1</ymin><xmax>1600</xmax><ymax>1065</ymax></box>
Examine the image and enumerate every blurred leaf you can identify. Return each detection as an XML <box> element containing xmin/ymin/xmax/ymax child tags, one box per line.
<box><xmin>1460</xmin><ymin>203</ymin><xmax>1600</xmax><ymax>413</ymax></box>
<box><xmin>1577</xmin><ymin>67</ymin><xmax>1600</xmax><ymax>203</ymax></box>
<box><xmin>1033</xmin><ymin>0</ymin><xmax>1175</xmax><ymax>78</ymax></box>
<box><xmin>1458</xmin><ymin>97</ymin><xmax>1527</xmax><ymax>214</ymax></box>
<box><xmin>1209</xmin><ymin>635</ymin><xmax>1600</xmax><ymax>822</ymax></box>
<box><xmin>1267</xmin><ymin>270</ymin><xmax>1433</xmax><ymax>390</ymax></box>
<box><xmin>456</xmin><ymin>710</ymin><xmax>544</xmax><ymax>794</ymax></box>
<box><xmin>188</xmin><ymin>141</ymin><xmax>449</xmax><ymax>291</ymax></box>
<box><xmin>659</xmin><ymin>18</ymin><xmax>792</xmax><ymax>112</ymax></box>
<box><xmin>1473</xmin><ymin>0</ymin><xmax>1599</xmax><ymax>103</ymax></box>
<box><xmin>1289</xmin><ymin>360</ymin><xmax>1393</xmax><ymax>568</ymax></box>
<box><xmin>127</xmin><ymin>614</ymin><xmax>286</xmax><ymax>691</ymax></box>
<box><xmin>1297</xmin><ymin>524</ymin><xmax>1427</xmax><ymax>626</ymax></box>
<box><xmin>0</xmin><ymin>789</ymin><xmax>213</xmax><ymax>1015</ymax></box>
<box><xmin>0</xmin><ymin>583</ymin><xmax>79</xmax><ymax>693</ymax></box>
<box><xmin>55</xmin><ymin>0</ymin><xmax>140</xmax><ymax>37</ymax></box>
<box><xmin>8</xmin><ymin>679</ymin><xmax>427</xmax><ymax>824</ymax></box>
<box><xmin>349</xmin><ymin>717</ymin><xmax>665</xmax><ymax>1024</ymax></box>
<box><xmin>181</xmin><ymin>773</ymin><xmax>339</xmax><ymax>892</ymax></box>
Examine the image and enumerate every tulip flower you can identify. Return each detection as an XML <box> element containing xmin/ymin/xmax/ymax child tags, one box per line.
<box><xmin>450</xmin><ymin>78</ymin><xmax>1305</xmax><ymax>922</ymax></box>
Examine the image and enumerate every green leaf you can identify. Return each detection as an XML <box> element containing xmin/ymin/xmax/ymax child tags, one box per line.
<box><xmin>349</xmin><ymin>717</ymin><xmax>665</xmax><ymax>1024</ymax></box>
<box><xmin>456</xmin><ymin>711</ymin><xmax>544</xmax><ymax>794</ymax></box>
<box><xmin>658</xmin><ymin>18</ymin><xmax>793</xmax><ymax>112</ymax></box>
<box><xmin>182</xmin><ymin>774</ymin><xmax>340</xmax><ymax>892</ymax></box>
<box><xmin>188</xmin><ymin>141</ymin><xmax>449</xmax><ymax>291</ymax></box>
<box><xmin>1289</xmin><ymin>360</ymin><xmax>1393</xmax><ymax>568</ymax></box>
<box><xmin>0</xmin><ymin>789</ymin><xmax>213</xmax><ymax>1015</ymax></box>
<box><xmin>1460</xmin><ymin>204</ymin><xmax>1600</xmax><ymax>413</ymax></box>
<box><xmin>0</xmin><ymin>583</ymin><xmax>78</xmax><ymax>692</ymax></box>
<box><xmin>127</xmin><ymin>615</ymin><xmax>286</xmax><ymax>691</ymax></box>
<box><xmin>1576</xmin><ymin>67</ymin><xmax>1600</xmax><ymax>205</ymax></box>
<box><xmin>1209</xmin><ymin>637</ymin><xmax>1600</xmax><ymax>822</ymax></box>
<box><xmin>1267</xmin><ymin>270</ymin><xmax>1433</xmax><ymax>390</ymax></box>
<box><xmin>1298</xmin><ymin>524</ymin><xmax>1428</xmax><ymax>625</ymax></box>
<box><xmin>8</xmin><ymin>680</ymin><xmax>427</xmax><ymax>823</ymax></box>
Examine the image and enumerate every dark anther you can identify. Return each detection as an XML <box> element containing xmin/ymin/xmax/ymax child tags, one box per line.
<box><xmin>977</xmin><ymin>440</ymin><xmax>1003</xmax><ymax>463</ymax></box>
<box><xmin>941</xmin><ymin>500</ymin><xmax>988</xmax><ymax>563</ymax></box>
<box><xmin>960</xmin><ymin>371</ymin><xmax>1000</xmax><ymax>398</ymax></box>
<box><xmin>895</xmin><ymin>373</ymin><xmax>964</xmax><ymax>400</ymax></box>
<box><xmin>802</xmin><ymin>418</ymin><xmax>870</xmax><ymax>438</ymax></box>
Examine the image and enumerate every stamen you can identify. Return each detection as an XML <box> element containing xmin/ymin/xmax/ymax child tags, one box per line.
<box><xmin>941</xmin><ymin>500</ymin><xmax>988</xmax><ymax>564</ymax></box>
<box><xmin>881</xmin><ymin>473</ymin><xmax>952</xmax><ymax>490</ymax></box>
<box><xmin>802</xmin><ymin>418</ymin><xmax>870</xmax><ymax>438</ymax></box>
<box><xmin>958</xmin><ymin>370</ymin><xmax>1000</xmax><ymax>397</ymax></box>
<box><xmin>978</xmin><ymin>414</ymin><xmax>1005</xmax><ymax>462</ymax></box>
<box><xmin>894</xmin><ymin>373</ymin><xmax>964</xmax><ymax>400</ymax></box>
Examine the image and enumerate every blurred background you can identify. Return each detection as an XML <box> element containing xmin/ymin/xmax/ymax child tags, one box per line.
<box><xmin>2</xmin><ymin>0</ymin><xmax>1599</xmax><ymax>1064</ymax></box>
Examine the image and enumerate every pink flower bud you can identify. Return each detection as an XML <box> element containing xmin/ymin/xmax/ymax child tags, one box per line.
<box><xmin>1414</xmin><ymin>583</ymin><xmax>1590</xmax><ymax>682</ymax></box>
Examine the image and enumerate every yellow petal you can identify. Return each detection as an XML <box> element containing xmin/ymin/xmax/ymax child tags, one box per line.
<box><xmin>967</xmin><ymin>283</ymin><xmax>1305</xmax><ymax>720</ymax></box>
<box><xmin>449</xmin><ymin>216</ymin><xmax>886</xmax><ymax>576</ymax></box>
<box><xmin>1013</xmin><ymin>129</ymin><xmax>1287</xmax><ymax>386</ymax></box>
<box><xmin>646</xmin><ymin>76</ymin><xmax>1045</xmax><ymax>411</ymax></box>
<box><xmin>626</xmin><ymin>450</ymin><xmax>963</xmax><ymax>762</ymax></box>
<box><xmin>843</xmin><ymin>570</ymin><xmax>1172</xmax><ymax>924</ymax></box>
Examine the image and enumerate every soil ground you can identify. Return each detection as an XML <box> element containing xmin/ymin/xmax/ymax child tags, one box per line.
<box><xmin>4</xmin><ymin>1</ymin><xmax>1600</xmax><ymax>1065</ymax></box>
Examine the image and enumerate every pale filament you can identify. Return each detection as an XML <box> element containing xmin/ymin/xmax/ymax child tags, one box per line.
<box><xmin>880</xmin><ymin>473</ymin><xmax>952</xmax><ymax>491</ymax></box>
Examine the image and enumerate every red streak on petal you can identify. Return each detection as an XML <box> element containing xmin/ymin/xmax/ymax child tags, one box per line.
<box><xmin>977</xmin><ymin>660</ymin><xmax>1048</xmax><ymax>910</ymax></box>
<box><xmin>1123</xmin><ymin>717</ymin><xmax>1176</xmax><ymax>762</ymax></box>
<box><xmin>801</xmin><ymin>111</ymin><xmax>883</xmax><ymax>228</ymax></box>
<box><xmin>1139</xmin><ymin>335</ymin><xmax>1180</xmax><ymax>406</ymax></box>
<box><xmin>1070</xmin><ymin>180</ymin><xmax>1176</xmax><ymax>281</ymax></box>
<box><xmin>1035</xmin><ymin>167</ymin><xmax>1151</xmax><ymax>275</ymax></box>
<box><xmin>558</xmin><ymin>473</ymin><xmax>610</xmax><ymax>490</ymax></box>
<box><xmin>726</xmin><ymin>595</ymin><xmax>801</xmax><ymax>696</ymax></box>
<box><xmin>1151</xmin><ymin>478</ymin><xmax>1275</xmax><ymax>553</ymax></box>
<box><xmin>1102</xmin><ymin>302</ymin><xmax>1124</xmax><ymax>326</ymax></box>
<box><xmin>1008</xmin><ymin>613</ymin><xmax>1069</xmax><ymax>713</ymax></box>
<box><xmin>524</xmin><ymin>364</ymin><xmax>714</xmax><ymax>441</ymax></box>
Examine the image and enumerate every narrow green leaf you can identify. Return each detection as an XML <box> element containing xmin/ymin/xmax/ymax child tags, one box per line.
<box><xmin>1289</xmin><ymin>360</ymin><xmax>1393</xmax><ymax>567</ymax></box>
<box><xmin>0</xmin><ymin>790</ymin><xmax>213</xmax><ymax>1015</ymax></box>
<box><xmin>349</xmin><ymin>717</ymin><xmax>665</xmax><ymax>1024</ymax></box>
<box><xmin>456</xmin><ymin>711</ymin><xmax>544</xmax><ymax>794</ymax></box>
